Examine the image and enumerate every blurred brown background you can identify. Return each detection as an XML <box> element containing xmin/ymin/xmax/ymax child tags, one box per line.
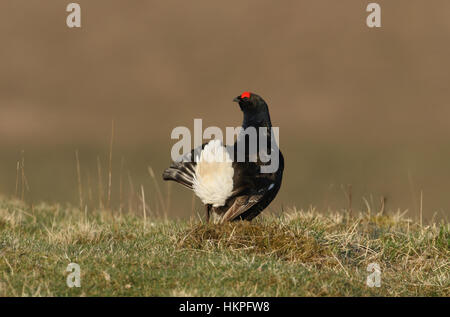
<box><xmin>0</xmin><ymin>0</ymin><xmax>449</xmax><ymax>221</ymax></box>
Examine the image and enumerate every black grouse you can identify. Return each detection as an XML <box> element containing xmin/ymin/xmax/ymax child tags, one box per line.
<box><xmin>163</xmin><ymin>92</ymin><xmax>284</xmax><ymax>222</ymax></box>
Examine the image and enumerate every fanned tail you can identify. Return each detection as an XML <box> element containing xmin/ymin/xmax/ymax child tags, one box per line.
<box><xmin>162</xmin><ymin>162</ymin><xmax>196</xmax><ymax>189</ymax></box>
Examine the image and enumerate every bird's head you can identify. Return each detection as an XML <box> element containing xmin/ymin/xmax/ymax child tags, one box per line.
<box><xmin>233</xmin><ymin>91</ymin><xmax>269</xmax><ymax>113</ymax></box>
<box><xmin>233</xmin><ymin>92</ymin><xmax>271</xmax><ymax>127</ymax></box>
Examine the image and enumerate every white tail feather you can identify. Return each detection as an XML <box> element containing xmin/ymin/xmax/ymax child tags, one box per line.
<box><xmin>193</xmin><ymin>140</ymin><xmax>234</xmax><ymax>207</ymax></box>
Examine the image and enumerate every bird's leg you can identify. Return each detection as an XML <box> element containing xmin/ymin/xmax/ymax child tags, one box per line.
<box><xmin>205</xmin><ymin>205</ymin><xmax>211</xmax><ymax>223</ymax></box>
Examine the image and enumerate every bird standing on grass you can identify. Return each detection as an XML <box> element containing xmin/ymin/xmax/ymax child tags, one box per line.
<box><xmin>163</xmin><ymin>92</ymin><xmax>284</xmax><ymax>223</ymax></box>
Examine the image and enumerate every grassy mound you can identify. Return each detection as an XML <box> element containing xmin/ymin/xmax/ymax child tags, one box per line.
<box><xmin>178</xmin><ymin>222</ymin><xmax>332</xmax><ymax>263</ymax></box>
<box><xmin>0</xmin><ymin>198</ymin><xmax>448</xmax><ymax>296</ymax></box>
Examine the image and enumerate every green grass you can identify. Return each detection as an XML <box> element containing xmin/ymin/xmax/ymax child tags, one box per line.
<box><xmin>0</xmin><ymin>197</ymin><xmax>448</xmax><ymax>296</ymax></box>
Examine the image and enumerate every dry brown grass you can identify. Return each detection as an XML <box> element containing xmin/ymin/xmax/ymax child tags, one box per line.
<box><xmin>178</xmin><ymin>221</ymin><xmax>332</xmax><ymax>264</ymax></box>
<box><xmin>0</xmin><ymin>197</ymin><xmax>448</xmax><ymax>296</ymax></box>
<box><xmin>176</xmin><ymin>207</ymin><xmax>449</xmax><ymax>295</ymax></box>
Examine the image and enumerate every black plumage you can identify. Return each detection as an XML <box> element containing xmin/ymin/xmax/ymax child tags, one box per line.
<box><xmin>163</xmin><ymin>92</ymin><xmax>284</xmax><ymax>222</ymax></box>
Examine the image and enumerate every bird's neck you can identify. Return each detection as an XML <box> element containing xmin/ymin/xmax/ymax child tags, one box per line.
<box><xmin>242</xmin><ymin>111</ymin><xmax>272</xmax><ymax>130</ymax></box>
<box><xmin>238</xmin><ymin>112</ymin><xmax>274</xmax><ymax>160</ymax></box>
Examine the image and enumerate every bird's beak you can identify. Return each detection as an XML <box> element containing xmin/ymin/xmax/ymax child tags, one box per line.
<box><xmin>233</xmin><ymin>96</ymin><xmax>241</xmax><ymax>103</ymax></box>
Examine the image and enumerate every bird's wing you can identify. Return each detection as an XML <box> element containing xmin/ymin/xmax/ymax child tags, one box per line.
<box><xmin>219</xmin><ymin>161</ymin><xmax>276</xmax><ymax>222</ymax></box>
<box><xmin>220</xmin><ymin>194</ymin><xmax>264</xmax><ymax>223</ymax></box>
